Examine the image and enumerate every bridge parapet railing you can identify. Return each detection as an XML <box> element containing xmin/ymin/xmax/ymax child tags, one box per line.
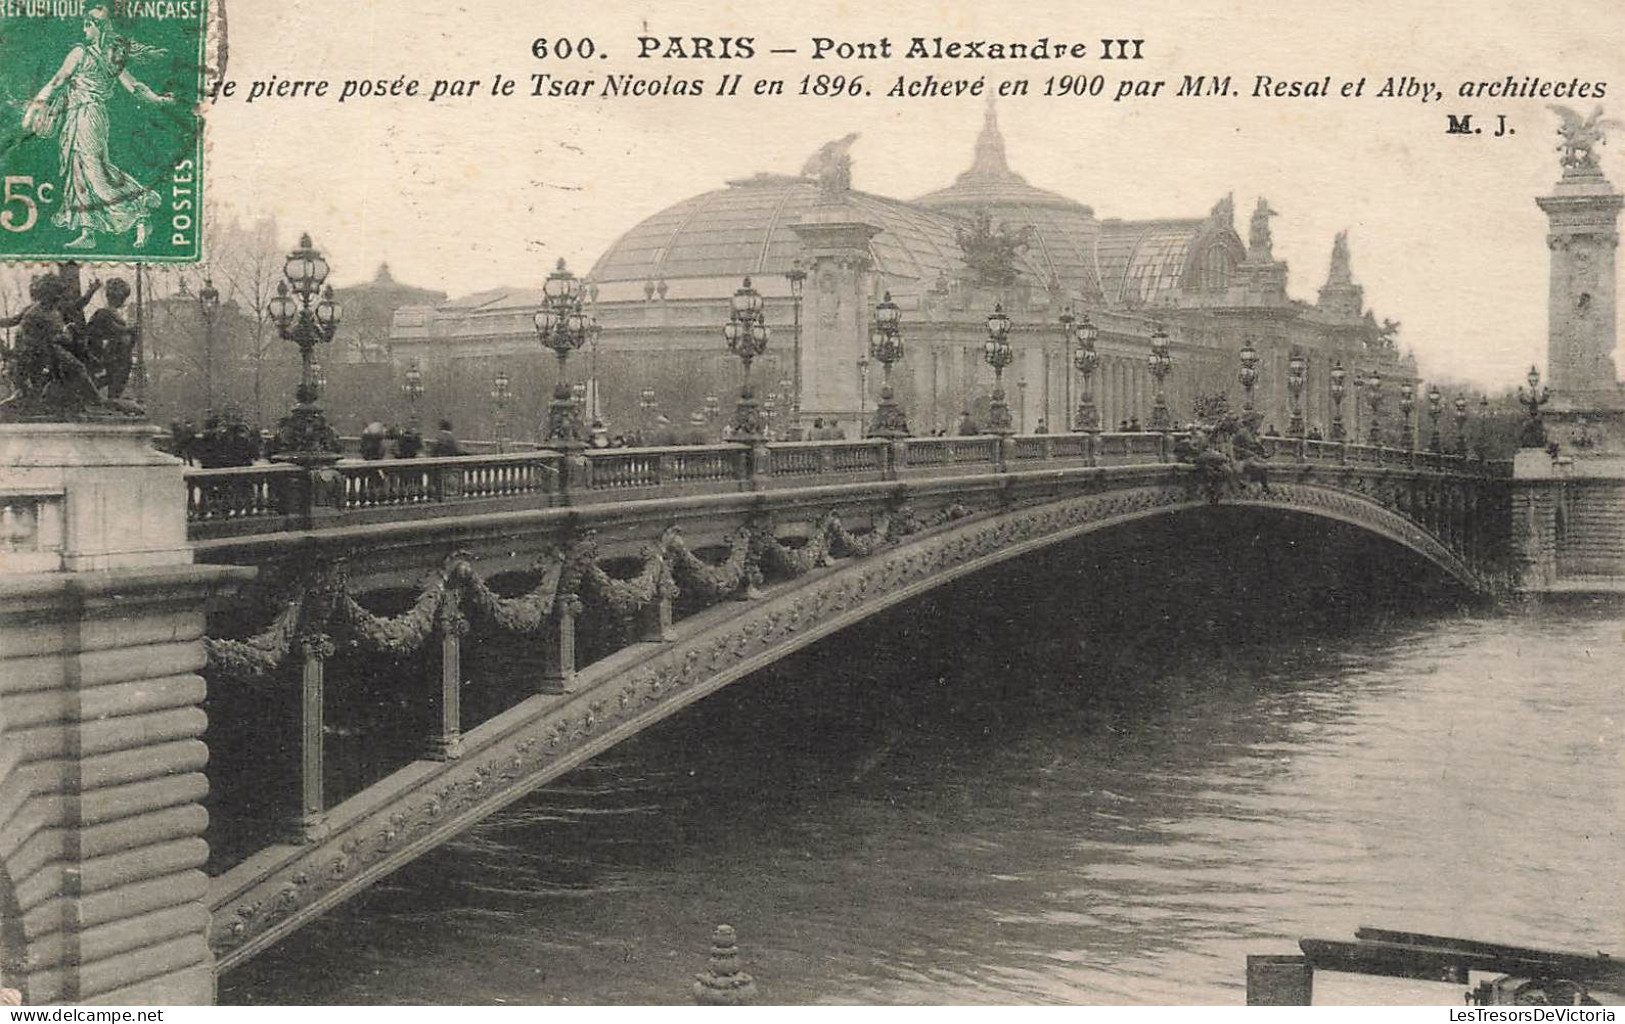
<box><xmin>186</xmin><ymin>464</ymin><xmax>305</xmax><ymax>531</ymax></box>
<box><xmin>898</xmin><ymin>436</ymin><xmax>1001</xmax><ymax>473</ymax></box>
<box><xmin>771</xmin><ymin>438</ymin><xmax>887</xmax><ymax>474</ymax></box>
<box><xmin>1302</xmin><ymin>439</ymin><xmax>1343</xmax><ymax>464</ymax></box>
<box><xmin>338</xmin><ymin>453</ymin><xmax>558</xmax><ymax>509</ymax></box>
<box><xmin>1095</xmin><ymin>431</ymin><xmax>1168</xmax><ymax>465</ymax></box>
<box><xmin>582</xmin><ymin>444</ymin><xmax>749</xmax><ymax>493</ymax></box>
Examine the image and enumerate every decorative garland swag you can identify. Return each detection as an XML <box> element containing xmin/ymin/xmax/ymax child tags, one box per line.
<box><xmin>204</xmin><ymin>506</ymin><xmax>968</xmax><ymax>684</ymax></box>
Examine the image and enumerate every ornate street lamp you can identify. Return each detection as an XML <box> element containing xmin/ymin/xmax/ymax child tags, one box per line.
<box><xmin>1398</xmin><ymin>381</ymin><xmax>1416</xmax><ymax>449</ymax></box>
<box><xmin>401</xmin><ymin>360</ymin><xmax>424</xmax><ymax>427</ymax></box>
<box><xmin>983</xmin><ymin>303</ymin><xmax>1015</xmax><ymax>435</ymax></box>
<box><xmin>637</xmin><ymin>386</ymin><xmax>658</xmax><ymax>437</ymax></box>
<box><xmin>491</xmin><ymin>368</ymin><xmax>511</xmax><ymax>450</ymax></box>
<box><xmin>1427</xmin><ymin>384</ymin><xmax>1444</xmax><ymax>452</ymax></box>
<box><xmin>1147</xmin><ymin>322</ymin><xmax>1173</xmax><ymax>431</ymax></box>
<box><xmin>1452</xmin><ymin>393</ymin><xmax>1469</xmax><ymax>455</ymax></box>
<box><xmin>1364</xmin><ymin>367</ymin><xmax>1385</xmax><ymax>445</ymax></box>
<box><xmin>1286</xmin><ymin>346</ymin><xmax>1307</xmax><ymax>437</ymax></box>
<box><xmin>1517</xmin><ymin>364</ymin><xmax>1550</xmax><ymax>448</ymax></box>
<box><xmin>1071</xmin><ymin>311</ymin><xmax>1100</xmax><ymax>432</ymax></box>
<box><xmin>703</xmin><ymin>393</ymin><xmax>720</xmax><ymax>422</ymax></box>
<box><xmin>532</xmin><ymin>257</ymin><xmax>596</xmax><ymax>449</ymax></box>
<box><xmin>1060</xmin><ymin>308</ymin><xmax>1075</xmax><ymax>427</ymax></box>
<box><xmin>1329</xmin><ymin>360</ymin><xmax>1348</xmax><ymax>441</ymax></box>
<box><xmin>1017</xmin><ymin>378</ymin><xmax>1029</xmax><ymax>433</ymax></box>
<box><xmin>723</xmin><ymin>276</ymin><xmax>770</xmax><ymax>442</ymax></box>
<box><xmin>866</xmin><ymin>292</ymin><xmax>909</xmax><ymax>438</ymax></box>
<box><xmin>1238</xmin><ymin>337</ymin><xmax>1260</xmax><ymax>412</ymax></box>
<box><xmin>856</xmin><ymin>356</ymin><xmax>870</xmax><ymax>434</ymax></box>
<box><xmin>268</xmin><ymin>232</ymin><xmax>343</xmax><ymax>465</ymax></box>
<box><xmin>310</xmin><ymin>360</ymin><xmax>327</xmax><ymax>391</ymax></box>
<box><xmin>786</xmin><ymin>259</ymin><xmax>806</xmax><ymax>435</ymax></box>
<box><xmin>198</xmin><ymin>276</ymin><xmax>220</xmax><ymax>415</ymax></box>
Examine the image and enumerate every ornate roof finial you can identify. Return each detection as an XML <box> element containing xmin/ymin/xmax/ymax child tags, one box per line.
<box><xmin>1209</xmin><ymin>192</ymin><xmax>1235</xmax><ymax>228</ymax></box>
<box><xmin>1325</xmin><ymin>230</ymin><xmax>1352</xmax><ymax>286</ymax></box>
<box><xmin>969</xmin><ymin>97</ymin><xmax>1010</xmax><ymax>177</ymax></box>
<box><xmin>1247</xmin><ymin>197</ymin><xmax>1278</xmax><ymax>261</ymax></box>
<box><xmin>1317</xmin><ymin>229</ymin><xmax>1364</xmax><ymax>316</ymax></box>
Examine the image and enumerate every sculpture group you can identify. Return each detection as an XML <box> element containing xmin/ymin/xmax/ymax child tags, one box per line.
<box><xmin>0</xmin><ymin>263</ymin><xmax>141</xmax><ymax>419</ymax></box>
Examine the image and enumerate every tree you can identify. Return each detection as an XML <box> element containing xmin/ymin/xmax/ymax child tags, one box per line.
<box><xmin>209</xmin><ymin>213</ymin><xmax>286</xmax><ymax>425</ymax></box>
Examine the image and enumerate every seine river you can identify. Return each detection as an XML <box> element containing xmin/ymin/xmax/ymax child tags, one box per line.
<box><xmin>221</xmin><ymin>511</ymin><xmax>1625</xmax><ymax>1006</ymax></box>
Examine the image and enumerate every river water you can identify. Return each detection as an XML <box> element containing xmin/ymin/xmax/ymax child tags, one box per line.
<box><xmin>221</xmin><ymin>510</ymin><xmax>1625</xmax><ymax>1005</ymax></box>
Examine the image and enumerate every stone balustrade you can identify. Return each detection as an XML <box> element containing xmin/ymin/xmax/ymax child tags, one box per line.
<box><xmin>183</xmin><ymin>433</ymin><xmax>1492</xmax><ymax>542</ymax></box>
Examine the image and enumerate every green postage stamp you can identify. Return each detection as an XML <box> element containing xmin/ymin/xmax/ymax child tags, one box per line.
<box><xmin>0</xmin><ymin>0</ymin><xmax>207</xmax><ymax>263</ymax></box>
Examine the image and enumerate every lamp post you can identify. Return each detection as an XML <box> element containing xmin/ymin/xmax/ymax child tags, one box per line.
<box><xmin>762</xmin><ymin>393</ymin><xmax>779</xmax><ymax>438</ymax></box>
<box><xmin>723</xmin><ymin>276</ymin><xmax>770</xmax><ymax>443</ymax></box>
<box><xmin>198</xmin><ymin>276</ymin><xmax>220</xmax><ymax>415</ymax></box>
<box><xmin>532</xmin><ymin>257</ymin><xmax>596</xmax><ymax>450</ymax></box>
<box><xmin>1329</xmin><ymin>360</ymin><xmax>1348</xmax><ymax>441</ymax></box>
<box><xmin>1017</xmin><ymin>378</ymin><xmax>1029</xmax><ymax>433</ymax></box>
<box><xmin>1478</xmin><ymin>394</ymin><xmax>1490</xmax><ymax>458</ymax></box>
<box><xmin>1364</xmin><ymin>368</ymin><xmax>1384</xmax><ymax>445</ymax></box>
<box><xmin>311</xmin><ymin>361</ymin><xmax>326</xmax><ymax>391</ymax></box>
<box><xmin>863</xmin><ymin>292</ymin><xmax>908</xmax><ymax>439</ymax></box>
<box><xmin>638</xmin><ymin>387</ymin><xmax>658</xmax><ymax>439</ymax></box>
<box><xmin>401</xmin><ymin>360</ymin><xmax>424</xmax><ymax>428</ymax></box>
<box><xmin>703</xmin><ymin>392</ymin><xmax>720</xmax><ymax>439</ymax></box>
<box><xmin>1286</xmin><ymin>346</ymin><xmax>1307</xmax><ymax>438</ymax></box>
<box><xmin>491</xmin><ymin>369</ymin><xmax>511</xmax><ymax>452</ymax></box>
<box><xmin>1427</xmin><ymin>385</ymin><xmax>1444</xmax><ymax>452</ymax></box>
<box><xmin>1072</xmin><ymin>312</ymin><xmax>1100</xmax><ymax>432</ymax></box>
<box><xmin>1398</xmin><ymin>381</ymin><xmax>1416</xmax><ymax>450</ymax></box>
<box><xmin>1147</xmin><ymin>322</ymin><xmax>1173</xmax><ymax>431</ymax></box>
<box><xmin>1517</xmin><ymin>364</ymin><xmax>1550</xmax><ymax>448</ymax></box>
<box><xmin>983</xmin><ymin>303</ymin><xmax>1015</xmax><ymax>435</ymax></box>
<box><xmin>1452</xmin><ymin>394</ymin><xmax>1468</xmax><ymax>456</ymax></box>
<box><xmin>1060</xmin><ymin>308</ymin><xmax>1074</xmax><ymax>429</ymax></box>
<box><xmin>786</xmin><ymin>259</ymin><xmax>806</xmax><ymax>436</ymax></box>
<box><xmin>267</xmin><ymin>232</ymin><xmax>343</xmax><ymax>465</ymax></box>
<box><xmin>1238</xmin><ymin>337</ymin><xmax>1260</xmax><ymax>412</ymax></box>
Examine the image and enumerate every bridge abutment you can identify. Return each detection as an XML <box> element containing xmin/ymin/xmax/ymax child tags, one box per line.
<box><xmin>0</xmin><ymin>424</ymin><xmax>249</xmax><ymax>1005</ymax></box>
<box><xmin>1512</xmin><ymin>449</ymin><xmax>1625</xmax><ymax>590</ymax></box>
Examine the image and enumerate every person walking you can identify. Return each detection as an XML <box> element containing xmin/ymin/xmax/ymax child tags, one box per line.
<box><xmin>430</xmin><ymin>419</ymin><xmax>463</xmax><ymax>457</ymax></box>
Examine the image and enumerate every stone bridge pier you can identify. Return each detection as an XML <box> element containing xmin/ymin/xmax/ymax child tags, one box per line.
<box><xmin>1510</xmin><ymin>449</ymin><xmax>1625</xmax><ymax>590</ymax></box>
<box><xmin>0</xmin><ymin>425</ymin><xmax>249</xmax><ymax>1005</ymax></box>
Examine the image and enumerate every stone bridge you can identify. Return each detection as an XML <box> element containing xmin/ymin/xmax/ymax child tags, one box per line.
<box><xmin>0</xmin><ymin>428</ymin><xmax>1549</xmax><ymax>1003</ymax></box>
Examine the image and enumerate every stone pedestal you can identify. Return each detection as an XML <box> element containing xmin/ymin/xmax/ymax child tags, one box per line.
<box><xmin>0</xmin><ymin>423</ymin><xmax>250</xmax><ymax>1004</ymax></box>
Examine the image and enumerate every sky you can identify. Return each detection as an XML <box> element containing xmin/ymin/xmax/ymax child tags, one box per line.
<box><xmin>192</xmin><ymin>0</ymin><xmax>1625</xmax><ymax>388</ymax></box>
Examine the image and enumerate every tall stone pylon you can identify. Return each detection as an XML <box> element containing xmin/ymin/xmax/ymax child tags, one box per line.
<box><xmin>791</xmin><ymin>134</ymin><xmax>883</xmax><ymax>439</ymax></box>
<box><xmin>1536</xmin><ymin>105</ymin><xmax>1624</xmax><ymax>413</ymax></box>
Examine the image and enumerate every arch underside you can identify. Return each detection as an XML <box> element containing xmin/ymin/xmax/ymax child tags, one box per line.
<box><xmin>207</xmin><ymin>479</ymin><xmax>1483</xmax><ymax>970</ymax></box>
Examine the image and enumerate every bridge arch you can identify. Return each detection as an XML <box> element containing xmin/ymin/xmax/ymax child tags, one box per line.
<box><xmin>209</xmin><ymin>475</ymin><xmax>1486</xmax><ymax>968</ymax></box>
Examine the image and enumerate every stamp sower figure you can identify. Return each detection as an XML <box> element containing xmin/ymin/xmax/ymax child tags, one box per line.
<box><xmin>24</xmin><ymin>3</ymin><xmax>175</xmax><ymax>250</ymax></box>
